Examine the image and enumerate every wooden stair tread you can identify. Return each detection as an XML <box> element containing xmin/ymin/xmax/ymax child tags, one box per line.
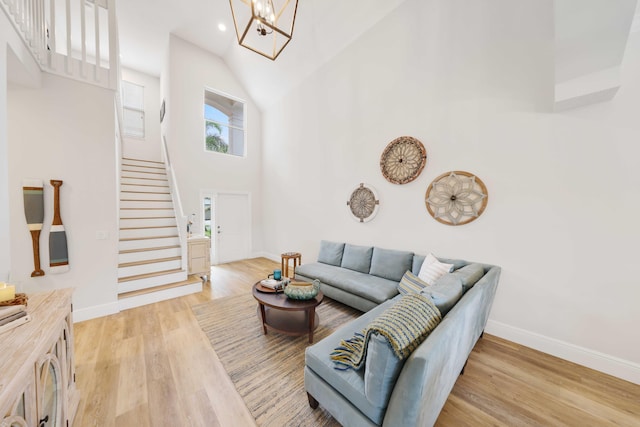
<box><xmin>119</xmin><ymin>245</ymin><xmax>181</xmax><ymax>254</ymax></box>
<box><xmin>118</xmin><ymin>268</ymin><xmax>184</xmax><ymax>283</ymax></box>
<box><xmin>120</xmin><ymin>225</ymin><xmax>176</xmax><ymax>230</ymax></box>
<box><xmin>121</xmin><ymin>184</ymin><xmax>170</xmax><ymax>188</ymax></box>
<box><xmin>120</xmin><ymin>216</ymin><xmax>174</xmax><ymax>220</ymax></box>
<box><xmin>120</xmin><ymin>207</ymin><xmax>175</xmax><ymax>210</ymax></box>
<box><xmin>121</xmin><ymin>169</ymin><xmax>167</xmax><ymax>175</ymax></box>
<box><xmin>121</xmin><ymin>163</ymin><xmax>165</xmax><ymax>171</ymax></box>
<box><xmin>117</xmin><ymin>275</ymin><xmax>202</xmax><ymax>299</ymax></box>
<box><xmin>121</xmin><ymin>190</ymin><xmax>171</xmax><ymax>195</ymax></box>
<box><xmin>122</xmin><ymin>157</ymin><xmax>164</xmax><ymax>165</ymax></box>
<box><xmin>119</xmin><ymin>256</ymin><xmax>181</xmax><ymax>268</ymax></box>
<box><xmin>120</xmin><ymin>235</ymin><xmax>179</xmax><ymax>242</ymax></box>
<box><xmin>121</xmin><ymin>176</ymin><xmax>168</xmax><ymax>181</ymax></box>
<box><xmin>120</xmin><ymin>199</ymin><xmax>172</xmax><ymax>202</ymax></box>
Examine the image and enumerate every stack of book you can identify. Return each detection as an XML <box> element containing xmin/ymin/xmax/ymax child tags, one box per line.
<box><xmin>260</xmin><ymin>279</ymin><xmax>283</xmax><ymax>290</ymax></box>
<box><xmin>0</xmin><ymin>305</ymin><xmax>31</xmax><ymax>334</ymax></box>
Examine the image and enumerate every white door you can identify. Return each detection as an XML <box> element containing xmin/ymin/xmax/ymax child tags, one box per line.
<box><xmin>215</xmin><ymin>193</ymin><xmax>251</xmax><ymax>264</ymax></box>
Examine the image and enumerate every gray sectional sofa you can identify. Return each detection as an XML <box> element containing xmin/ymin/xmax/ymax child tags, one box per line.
<box><xmin>296</xmin><ymin>241</ymin><xmax>501</xmax><ymax>427</ymax></box>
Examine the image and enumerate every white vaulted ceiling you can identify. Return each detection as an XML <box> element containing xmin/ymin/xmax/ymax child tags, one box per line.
<box><xmin>116</xmin><ymin>0</ymin><xmax>640</xmax><ymax>111</ymax></box>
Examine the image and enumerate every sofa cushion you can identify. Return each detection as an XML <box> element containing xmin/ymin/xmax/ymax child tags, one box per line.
<box><xmin>397</xmin><ymin>270</ymin><xmax>429</xmax><ymax>295</ymax></box>
<box><xmin>418</xmin><ymin>253</ymin><xmax>454</xmax><ymax>285</ymax></box>
<box><xmin>364</xmin><ymin>333</ymin><xmax>404</xmax><ymax>408</ymax></box>
<box><xmin>451</xmin><ymin>263</ymin><xmax>485</xmax><ymax>293</ymax></box>
<box><xmin>412</xmin><ymin>255</ymin><xmax>426</xmax><ymax>276</ymax></box>
<box><xmin>295</xmin><ymin>263</ymin><xmax>399</xmax><ymax>304</ymax></box>
<box><xmin>305</xmin><ymin>298</ymin><xmax>398</xmax><ymax>425</ymax></box>
<box><xmin>341</xmin><ymin>244</ymin><xmax>374</xmax><ymax>273</ymax></box>
<box><xmin>369</xmin><ymin>248</ymin><xmax>414</xmax><ymax>282</ymax></box>
<box><xmin>420</xmin><ymin>274</ymin><xmax>463</xmax><ymax>316</ymax></box>
<box><xmin>318</xmin><ymin>240</ymin><xmax>345</xmax><ymax>266</ymax></box>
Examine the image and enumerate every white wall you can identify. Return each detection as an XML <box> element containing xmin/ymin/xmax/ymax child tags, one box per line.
<box><xmin>261</xmin><ymin>0</ymin><xmax>640</xmax><ymax>383</ymax></box>
<box><xmin>0</xmin><ymin>41</ymin><xmax>8</xmax><ymax>283</ymax></box>
<box><xmin>1</xmin><ymin>10</ymin><xmax>42</xmax><ymax>282</ymax></box>
<box><xmin>8</xmin><ymin>74</ymin><xmax>119</xmax><ymax>319</ymax></box>
<box><xmin>164</xmin><ymin>35</ymin><xmax>263</xmax><ymax>255</ymax></box>
<box><xmin>121</xmin><ymin>67</ymin><xmax>162</xmax><ymax>161</ymax></box>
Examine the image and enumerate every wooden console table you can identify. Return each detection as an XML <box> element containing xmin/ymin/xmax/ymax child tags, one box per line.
<box><xmin>0</xmin><ymin>288</ymin><xmax>79</xmax><ymax>427</ymax></box>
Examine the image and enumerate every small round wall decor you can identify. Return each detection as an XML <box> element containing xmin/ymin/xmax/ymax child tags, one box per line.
<box><xmin>380</xmin><ymin>136</ymin><xmax>427</xmax><ymax>184</ymax></box>
<box><xmin>425</xmin><ymin>171</ymin><xmax>488</xmax><ymax>226</ymax></box>
<box><xmin>347</xmin><ymin>183</ymin><xmax>380</xmax><ymax>223</ymax></box>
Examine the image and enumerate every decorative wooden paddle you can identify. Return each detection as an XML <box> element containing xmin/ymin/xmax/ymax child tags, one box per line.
<box><xmin>49</xmin><ymin>180</ymin><xmax>69</xmax><ymax>273</ymax></box>
<box><xmin>22</xmin><ymin>179</ymin><xmax>45</xmax><ymax>277</ymax></box>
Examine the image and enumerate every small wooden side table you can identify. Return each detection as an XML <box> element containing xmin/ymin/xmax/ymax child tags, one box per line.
<box><xmin>281</xmin><ymin>252</ymin><xmax>302</xmax><ymax>278</ymax></box>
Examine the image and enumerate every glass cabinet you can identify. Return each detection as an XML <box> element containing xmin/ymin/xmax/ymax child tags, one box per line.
<box><xmin>0</xmin><ymin>289</ymin><xmax>78</xmax><ymax>427</ymax></box>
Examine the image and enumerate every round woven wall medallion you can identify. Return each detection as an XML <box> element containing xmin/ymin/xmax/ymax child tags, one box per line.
<box><xmin>347</xmin><ymin>183</ymin><xmax>380</xmax><ymax>223</ymax></box>
<box><xmin>425</xmin><ymin>171</ymin><xmax>488</xmax><ymax>226</ymax></box>
<box><xmin>380</xmin><ymin>136</ymin><xmax>427</xmax><ymax>184</ymax></box>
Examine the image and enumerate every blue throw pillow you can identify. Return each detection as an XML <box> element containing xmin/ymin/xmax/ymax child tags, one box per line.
<box><xmin>420</xmin><ymin>274</ymin><xmax>463</xmax><ymax>316</ymax></box>
<box><xmin>451</xmin><ymin>263</ymin><xmax>485</xmax><ymax>293</ymax></box>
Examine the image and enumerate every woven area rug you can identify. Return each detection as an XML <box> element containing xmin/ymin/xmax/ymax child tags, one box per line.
<box><xmin>192</xmin><ymin>292</ymin><xmax>360</xmax><ymax>427</ymax></box>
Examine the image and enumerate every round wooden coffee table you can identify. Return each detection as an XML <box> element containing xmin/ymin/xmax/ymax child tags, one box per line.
<box><xmin>252</xmin><ymin>282</ymin><xmax>323</xmax><ymax>343</ymax></box>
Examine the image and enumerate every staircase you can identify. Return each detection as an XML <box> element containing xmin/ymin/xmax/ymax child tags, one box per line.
<box><xmin>2</xmin><ymin>0</ymin><xmax>203</xmax><ymax>312</ymax></box>
<box><xmin>117</xmin><ymin>158</ymin><xmax>202</xmax><ymax>310</ymax></box>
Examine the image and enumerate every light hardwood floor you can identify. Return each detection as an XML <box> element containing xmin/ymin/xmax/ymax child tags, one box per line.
<box><xmin>73</xmin><ymin>258</ymin><xmax>640</xmax><ymax>426</ymax></box>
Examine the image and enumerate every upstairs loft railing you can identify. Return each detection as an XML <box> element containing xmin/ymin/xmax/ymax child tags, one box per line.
<box><xmin>0</xmin><ymin>0</ymin><xmax>119</xmax><ymax>90</ymax></box>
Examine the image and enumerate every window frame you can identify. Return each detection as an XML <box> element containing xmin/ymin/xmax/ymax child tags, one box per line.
<box><xmin>121</xmin><ymin>80</ymin><xmax>145</xmax><ymax>139</ymax></box>
<box><xmin>203</xmin><ymin>87</ymin><xmax>247</xmax><ymax>158</ymax></box>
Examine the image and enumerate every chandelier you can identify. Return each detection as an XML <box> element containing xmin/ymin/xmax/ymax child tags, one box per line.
<box><xmin>229</xmin><ymin>0</ymin><xmax>299</xmax><ymax>60</ymax></box>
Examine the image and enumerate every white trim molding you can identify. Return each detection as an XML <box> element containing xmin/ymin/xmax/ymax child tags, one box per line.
<box><xmin>486</xmin><ymin>319</ymin><xmax>640</xmax><ymax>385</ymax></box>
<box><xmin>73</xmin><ymin>301</ymin><xmax>119</xmax><ymax>323</ymax></box>
<box><xmin>252</xmin><ymin>252</ymin><xmax>280</xmax><ymax>263</ymax></box>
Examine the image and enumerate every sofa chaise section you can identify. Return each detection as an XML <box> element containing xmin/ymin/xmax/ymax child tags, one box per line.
<box><xmin>302</xmin><ymin>241</ymin><xmax>501</xmax><ymax>426</ymax></box>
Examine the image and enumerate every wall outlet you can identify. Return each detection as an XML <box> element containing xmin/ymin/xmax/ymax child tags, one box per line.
<box><xmin>96</xmin><ymin>231</ymin><xmax>109</xmax><ymax>240</ymax></box>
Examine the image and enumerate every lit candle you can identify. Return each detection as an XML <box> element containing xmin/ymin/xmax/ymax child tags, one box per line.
<box><xmin>0</xmin><ymin>283</ymin><xmax>16</xmax><ymax>302</ymax></box>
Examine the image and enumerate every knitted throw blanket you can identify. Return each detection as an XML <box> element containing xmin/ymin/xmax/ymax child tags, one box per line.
<box><xmin>330</xmin><ymin>293</ymin><xmax>442</xmax><ymax>370</ymax></box>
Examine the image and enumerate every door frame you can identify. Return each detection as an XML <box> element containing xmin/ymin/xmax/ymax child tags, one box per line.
<box><xmin>199</xmin><ymin>189</ymin><xmax>252</xmax><ymax>265</ymax></box>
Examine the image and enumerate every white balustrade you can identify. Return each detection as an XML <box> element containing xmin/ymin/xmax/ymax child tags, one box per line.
<box><xmin>162</xmin><ymin>136</ymin><xmax>189</xmax><ymax>272</ymax></box>
<box><xmin>0</xmin><ymin>0</ymin><xmax>119</xmax><ymax>90</ymax></box>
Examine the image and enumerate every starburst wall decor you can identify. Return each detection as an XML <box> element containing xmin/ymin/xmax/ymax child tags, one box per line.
<box><xmin>425</xmin><ymin>171</ymin><xmax>488</xmax><ymax>226</ymax></box>
<box><xmin>380</xmin><ymin>136</ymin><xmax>427</xmax><ymax>185</ymax></box>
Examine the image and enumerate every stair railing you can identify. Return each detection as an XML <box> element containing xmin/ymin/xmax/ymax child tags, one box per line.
<box><xmin>0</xmin><ymin>0</ymin><xmax>119</xmax><ymax>90</ymax></box>
<box><xmin>161</xmin><ymin>136</ymin><xmax>189</xmax><ymax>273</ymax></box>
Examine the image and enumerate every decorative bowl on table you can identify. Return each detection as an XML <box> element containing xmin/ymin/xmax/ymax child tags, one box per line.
<box><xmin>284</xmin><ymin>279</ymin><xmax>320</xmax><ymax>300</ymax></box>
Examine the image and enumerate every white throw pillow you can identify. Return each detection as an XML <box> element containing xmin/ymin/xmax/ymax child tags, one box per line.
<box><xmin>418</xmin><ymin>253</ymin><xmax>454</xmax><ymax>285</ymax></box>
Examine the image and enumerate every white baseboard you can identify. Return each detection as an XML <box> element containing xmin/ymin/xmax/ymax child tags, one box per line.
<box><xmin>485</xmin><ymin>319</ymin><xmax>640</xmax><ymax>385</ymax></box>
<box><xmin>251</xmin><ymin>252</ymin><xmax>280</xmax><ymax>263</ymax></box>
<box><xmin>73</xmin><ymin>301</ymin><xmax>119</xmax><ymax>323</ymax></box>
